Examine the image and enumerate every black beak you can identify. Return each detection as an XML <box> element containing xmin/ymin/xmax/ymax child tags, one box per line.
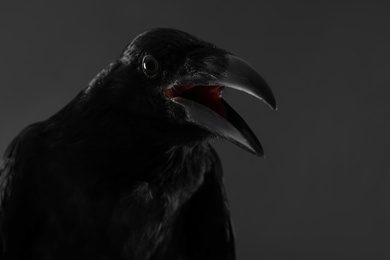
<box><xmin>170</xmin><ymin>54</ymin><xmax>276</xmax><ymax>156</ymax></box>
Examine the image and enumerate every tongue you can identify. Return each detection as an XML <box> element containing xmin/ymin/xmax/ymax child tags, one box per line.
<box><xmin>166</xmin><ymin>85</ymin><xmax>227</xmax><ymax>118</ymax></box>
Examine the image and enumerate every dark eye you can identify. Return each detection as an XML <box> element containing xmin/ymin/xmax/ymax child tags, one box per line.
<box><xmin>142</xmin><ymin>55</ymin><xmax>159</xmax><ymax>77</ymax></box>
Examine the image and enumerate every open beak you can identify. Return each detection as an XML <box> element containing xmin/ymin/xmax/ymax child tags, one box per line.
<box><xmin>166</xmin><ymin>54</ymin><xmax>276</xmax><ymax>157</ymax></box>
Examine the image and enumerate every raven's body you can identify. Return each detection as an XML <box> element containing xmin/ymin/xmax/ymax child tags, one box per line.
<box><xmin>1</xmin><ymin>122</ymin><xmax>231</xmax><ymax>260</ymax></box>
<box><xmin>0</xmin><ymin>28</ymin><xmax>275</xmax><ymax>259</ymax></box>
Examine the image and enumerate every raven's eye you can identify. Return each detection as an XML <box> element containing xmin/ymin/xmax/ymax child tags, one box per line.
<box><xmin>142</xmin><ymin>55</ymin><xmax>159</xmax><ymax>77</ymax></box>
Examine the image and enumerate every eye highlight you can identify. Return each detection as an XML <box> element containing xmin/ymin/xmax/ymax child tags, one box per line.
<box><xmin>142</xmin><ymin>55</ymin><xmax>159</xmax><ymax>77</ymax></box>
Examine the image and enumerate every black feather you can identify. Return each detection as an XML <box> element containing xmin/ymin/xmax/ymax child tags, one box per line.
<box><xmin>0</xmin><ymin>28</ymin><xmax>236</xmax><ymax>259</ymax></box>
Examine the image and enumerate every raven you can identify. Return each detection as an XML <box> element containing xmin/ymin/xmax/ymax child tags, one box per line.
<box><xmin>0</xmin><ymin>28</ymin><xmax>276</xmax><ymax>259</ymax></box>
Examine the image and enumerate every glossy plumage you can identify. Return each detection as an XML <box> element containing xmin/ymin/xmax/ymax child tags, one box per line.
<box><xmin>0</xmin><ymin>28</ymin><xmax>275</xmax><ymax>259</ymax></box>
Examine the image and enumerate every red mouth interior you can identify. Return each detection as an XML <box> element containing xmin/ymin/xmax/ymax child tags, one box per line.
<box><xmin>165</xmin><ymin>85</ymin><xmax>227</xmax><ymax>118</ymax></box>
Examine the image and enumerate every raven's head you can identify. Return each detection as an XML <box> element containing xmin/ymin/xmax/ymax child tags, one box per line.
<box><xmin>96</xmin><ymin>28</ymin><xmax>276</xmax><ymax>156</ymax></box>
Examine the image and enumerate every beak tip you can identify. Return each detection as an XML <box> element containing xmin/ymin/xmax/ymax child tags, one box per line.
<box><xmin>269</xmin><ymin>100</ymin><xmax>278</xmax><ymax>110</ymax></box>
<box><xmin>265</xmin><ymin>92</ymin><xmax>277</xmax><ymax>110</ymax></box>
<box><xmin>251</xmin><ymin>144</ymin><xmax>265</xmax><ymax>157</ymax></box>
<box><xmin>257</xmin><ymin>151</ymin><xmax>265</xmax><ymax>158</ymax></box>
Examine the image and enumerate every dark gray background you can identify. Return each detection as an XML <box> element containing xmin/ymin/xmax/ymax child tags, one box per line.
<box><xmin>1</xmin><ymin>1</ymin><xmax>390</xmax><ymax>259</ymax></box>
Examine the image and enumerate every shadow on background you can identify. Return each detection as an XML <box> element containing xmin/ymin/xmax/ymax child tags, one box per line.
<box><xmin>1</xmin><ymin>1</ymin><xmax>389</xmax><ymax>259</ymax></box>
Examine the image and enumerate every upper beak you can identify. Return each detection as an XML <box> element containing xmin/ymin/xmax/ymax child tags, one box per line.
<box><xmin>219</xmin><ymin>55</ymin><xmax>276</xmax><ymax>110</ymax></box>
<box><xmin>171</xmin><ymin>54</ymin><xmax>276</xmax><ymax>156</ymax></box>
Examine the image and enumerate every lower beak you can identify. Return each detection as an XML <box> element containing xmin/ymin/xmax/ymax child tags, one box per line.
<box><xmin>170</xmin><ymin>54</ymin><xmax>276</xmax><ymax>157</ymax></box>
